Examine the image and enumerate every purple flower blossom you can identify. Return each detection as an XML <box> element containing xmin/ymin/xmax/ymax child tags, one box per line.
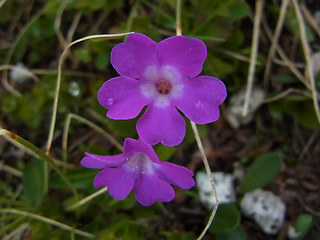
<box><xmin>98</xmin><ymin>33</ymin><xmax>227</xmax><ymax>146</ymax></box>
<box><xmin>80</xmin><ymin>138</ymin><xmax>195</xmax><ymax>206</ymax></box>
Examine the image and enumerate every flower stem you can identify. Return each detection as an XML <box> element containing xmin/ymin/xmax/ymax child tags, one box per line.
<box><xmin>190</xmin><ymin>122</ymin><xmax>219</xmax><ymax>240</ymax></box>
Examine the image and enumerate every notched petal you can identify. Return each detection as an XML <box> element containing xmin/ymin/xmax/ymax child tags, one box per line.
<box><xmin>134</xmin><ymin>173</ymin><xmax>175</xmax><ymax>206</ymax></box>
<box><xmin>98</xmin><ymin>76</ymin><xmax>150</xmax><ymax>120</ymax></box>
<box><xmin>111</xmin><ymin>33</ymin><xmax>157</xmax><ymax>78</ymax></box>
<box><xmin>156</xmin><ymin>162</ymin><xmax>195</xmax><ymax>189</ymax></box>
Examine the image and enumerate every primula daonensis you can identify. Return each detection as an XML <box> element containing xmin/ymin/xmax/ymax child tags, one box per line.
<box><xmin>98</xmin><ymin>33</ymin><xmax>227</xmax><ymax>146</ymax></box>
<box><xmin>81</xmin><ymin>138</ymin><xmax>195</xmax><ymax>206</ymax></box>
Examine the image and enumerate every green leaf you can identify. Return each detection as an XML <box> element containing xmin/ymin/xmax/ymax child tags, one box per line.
<box><xmin>215</xmin><ymin>225</ymin><xmax>247</xmax><ymax>240</ymax></box>
<box><xmin>230</xmin><ymin>1</ymin><xmax>250</xmax><ymax>20</ymax></box>
<box><xmin>1</xmin><ymin>93</ymin><xmax>17</xmax><ymax>114</ymax></box>
<box><xmin>160</xmin><ymin>231</ymin><xmax>196</xmax><ymax>240</ymax></box>
<box><xmin>293</xmin><ymin>214</ymin><xmax>313</xmax><ymax>240</ymax></box>
<box><xmin>240</xmin><ymin>152</ymin><xmax>282</xmax><ymax>192</ymax></box>
<box><xmin>74</xmin><ymin>47</ymin><xmax>92</xmax><ymax>63</ymax></box>
<box><xmin>23</xmin><ymin>158</ymin><xmax>46</xmax><ymax>207</ymax></box>
<box><xmin>283</xmin><ymin>97</ymin><xmax>319</xmax><ymax>129</ymax></box>
<box><xmin>209</xmin><ymin>203</ymin><xmax>241</xmax><ymax>234</ymax></box>
<box><xmin>154</xmin><ymin>144</ymin><xmax>176</xmax><ymax>161</ymax></box>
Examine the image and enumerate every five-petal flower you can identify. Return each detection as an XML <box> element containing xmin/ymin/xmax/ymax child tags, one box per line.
<box><xmin>81</xmin><ymin>138</ymin><xmax>195</xmax><ymax>206</ymax></box>
<box><xmin>98</xmin><ymin>33</ymin><xmax>227</xmax><ymax>146</ymax></box>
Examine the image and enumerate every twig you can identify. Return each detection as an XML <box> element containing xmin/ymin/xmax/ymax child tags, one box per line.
<box><xmin>242</xmin><ymin>0</ymin><xmax>264</xmax><ymax>116</ymax></box>
<box><xmin>0</xmin><ymin>209</ymin><xmax>94</xmax><ymax>238</ymax></box>
<box><xmin>66</xmin><ymin>186</ymin><xmax>108</xmax><ymax>211</ymax></box>
<box><xmin>263</xmin><ymin>0</ymin><xmax>289</xmax><ymax>85</ymax></box>
<box><xmin>45</xmin><ymin>32</ymin><xmax>134</xmax><ymax>155</ymax></box>
<box><xmin>291</xmin><ymin>0</ymin><xmax>320</xmax><ymax>123</ymax></box>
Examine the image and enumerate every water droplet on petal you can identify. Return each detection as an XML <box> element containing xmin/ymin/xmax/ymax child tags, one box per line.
<box><xmin>196</xmin><ymin>101</ymin><xmax>203</xmax><ymax>108</ymax></box>
<box><xmin>107</xmin><ymin>98</ymin><xmax>114</xmax><ymax>105</ymax></box>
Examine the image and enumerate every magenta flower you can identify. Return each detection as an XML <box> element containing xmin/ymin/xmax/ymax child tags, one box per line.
<box><xmin>98</xmin><ymin>33</ymin><xmax>227</xmax><ymax>146</ymax></box>
<box><xmin>80</xmin><ymin>138</ymin><xmax>195</xmax><ymax>206</ymax></box>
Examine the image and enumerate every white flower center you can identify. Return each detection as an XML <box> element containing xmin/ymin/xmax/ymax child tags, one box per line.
<box><xmin>125</xmin><ymin>152</ymin><xmax>155</xmax><ymax>174</ymax></box>
<box><xmin>140</xmin><ymin>65</ymin><xmax>183</xmax><ymax>108</ymax></box>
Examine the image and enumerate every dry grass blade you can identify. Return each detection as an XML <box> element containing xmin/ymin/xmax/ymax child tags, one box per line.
<box><xmin>263</xmin><ymin>0</ymin><xmax>289</xmax><ymax>85</ymax></box>
<box><xmin>62</xmin><ymin>113</ymin><xmax>123</xmax><ymax>164</ymax></box>
<box><xmin>45</xmin><ymin>32</ymin><xmax>134</xmax><ymax>155</ymax></box>
<box><xmin>301</xmin><ymin>2</ymin><xmax>320</xmax><ymax>38</ymax></box>
<box><xmin>176</xmin><ymin>1</ymin><xmax>219</xmax><ymax>238</ymax></box>
<box><xmin>66</xmin><ymin>186</ymin><xmax>108</xmax><ymax>211</ymax></box>
<box><xmin>0</xmin><ymin>209</ymin><xmax>95</xmax><ymax>238</ymax></box>
<box><xmin>0</xmin><ymin>0</ymin><xmax>8</xmax><ymax>8</ymax></box>
<box><xmin>242</xmin><ymin>0</ymin><xmax>264</xmax><ymax>117</ymax></box>
<box><xmin>191</xmin><ymin>122</ymin><xmax>219</xmax><ymax>240</ymax></box>
<box><xmin>291</xmin><ymin>0</ymin><xmax>320</xmax><ymax>123</ymax></box>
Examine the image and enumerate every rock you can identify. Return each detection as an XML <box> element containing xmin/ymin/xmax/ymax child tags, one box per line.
<box><xmin>240</xmin><ymin>189</ymin><xmax>286</xmax><ymax>234</ymax></box>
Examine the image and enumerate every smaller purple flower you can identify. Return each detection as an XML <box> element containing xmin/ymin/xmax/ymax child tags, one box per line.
<box><xmin>80</xmin><ymin>138</ymin><xmax>195</xmax><ymax>206</ymax></box>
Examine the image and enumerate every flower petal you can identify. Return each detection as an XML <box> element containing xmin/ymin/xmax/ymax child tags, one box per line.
<box><xmin>94</xmin><ymin>167</ymin><xmax>136</xmax><ymax>200</ymax></box>
<box><xmin>111</xmin><ymin>33</ymin><xmax>157</xmax><ymax>78</ymax></box>
<box><xmin>98</xmin><ymin>76</ymin><xmax>150</xmax><ymax>120</ymax></box>
<box><xmin>156</xmin><ymin>36</ymin><xmax>207</xmax><ymax>78</ymax></box>
<box><xmin>81</xmin><ymin>153</ymin><xmax>125</xmax><ymax>168</ymax></box>
<box><xmin>156</xmin><ymin>162</ymin><xmax>195</xmax><ymax>189</ymax></box>
<box><xmin>175</xmin><ymin>76</ymin><xmax>227</xmax><ymax>124</ymax></box>
<box><xmin>123</xmin><ymin>138</ymin><xmax>161</xmax><ymax>163</ymax></box>
<box><xmin>134</xmin><ymin>172</ymin><xmax>175</xmax><ymax>206</ymax></box>
<box><xmin>136</xmin><ymin>105</ymin><xmax>186</xmax><ymax>146</ymax></box>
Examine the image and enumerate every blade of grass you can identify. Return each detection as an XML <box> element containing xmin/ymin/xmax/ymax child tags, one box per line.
<box><xmin>0</xmin><ymin>216</ymin><xmax>27</xmax><ymax>236</ymax></box>
<box><xmin>0</xmin><ymin>209</ymin><xmax>94</xmax><ymax>239</ymax></box>
<box><xmin>0</xmin><ymin>129</ymin><xmax>78</xmax><ymax>199</ymax></box>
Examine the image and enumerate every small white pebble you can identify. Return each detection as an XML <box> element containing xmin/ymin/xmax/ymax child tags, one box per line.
<box><xmin>226</xmin><ymin>88</ymin><xmax>265</xmax><ymax>128</ymax></box>
<box><xmin>68</xmin><ymin>81</ymin><xmax>81</xmax><ymax>97</ymax></box>
<box><xmin>196</xmin><ymin>171</ymin><xmax>236</xmax><ymax>208</ymax></box>
<box><xmin>10</xmin><ymin>63</ymin><xmax>31</xmax><ymax>82</ymax></box>
<box><xmin>240</xmin><ymin>189</ymin><xmax>286</xmax><ymax>234</ymax></box>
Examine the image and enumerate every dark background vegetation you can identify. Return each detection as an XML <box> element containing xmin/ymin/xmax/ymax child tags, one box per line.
<box><xmin>0</xmin><ymin>0</ymin><xmax>319</xmax><ymax>239</ymax></box>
